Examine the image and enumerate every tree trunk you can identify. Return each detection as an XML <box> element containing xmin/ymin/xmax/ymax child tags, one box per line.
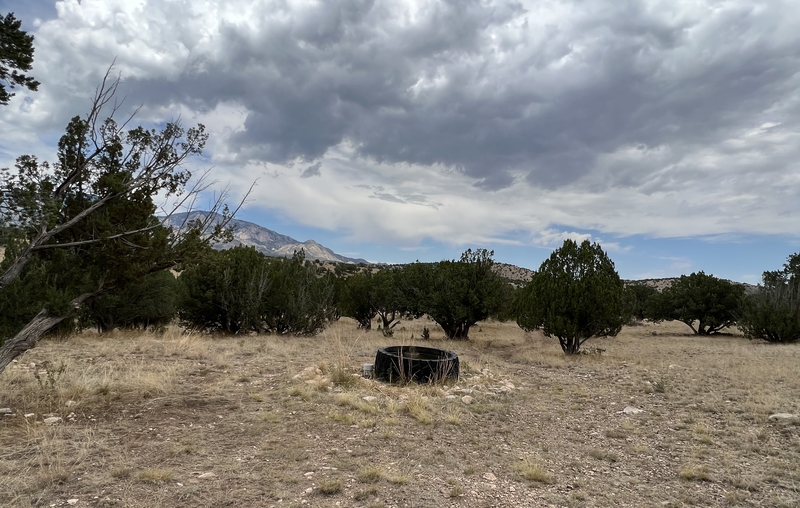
<box><xmin>0</xmin><ymin>292</ymin><xmax>94</xmax><ymax>375</ymax></box>
<box><xmin>559</xmin><ymin>336</ymin><xmax>581</xmax><ymax>355</ymax></box>
<box><xmin>444</xmin><ymin>322</ymin><xmax>470</xmax><ymax>340</ymax></box>
<box><xmin>378</xmin><ymin>310</ymin><xmax>398</xmax><ymax>330</ymax></box>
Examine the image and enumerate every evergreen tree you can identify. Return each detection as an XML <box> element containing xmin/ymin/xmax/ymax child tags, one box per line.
<box><xmin>83</xmin><ymin>271</ymin><xmax>179</xmax><ymax>332</ymax></box>
<box><xmin>178</xmin><ymin>247</ymin><xmax>269</xmax><ymax>333</ymax></box>
<box><xmin>0</xmin><ymin>13</ymin><xmax>39</xmax><ymax>105</ymax></box>
<box><xmin>409</xmin><ymin>249</ymin><xmax>506</xmax><ymax>340</ymax></box>
<box><xmin>339</xmin><ymin>271</ymin><xmax>376</xmax><ymax>329</ymax></box>
<box><xmin>623</xmin><ymin>283</ymin><xmax>658</xmax><ymax>322</ymax></box>
<box><xmin>515</xmin><ymin>239</ymin><xmax>625</xmax><ymax>354</ymax></box>
<box><xmin>263</xmin><ymin>251</ymin><xmax>333</xmax><ymax>336</ymax></box>
<box><xmin>0</xmin><ymin>71</ymin><xmax>235</xmax><ymax>374</ymax></box>
<box><xmin>738</xmin><ymin>253</ymin><xmax>800</xmax><ymax>343</ymax></box>
<box><xmin>646</xmin><ymin>272</ymin><xmax>744</xmax><ymax>335</ymax></box>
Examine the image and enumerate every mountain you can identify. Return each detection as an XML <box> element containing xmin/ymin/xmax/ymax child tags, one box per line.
<box><xmin>493</xmin><ymin>263</ymin><xmax>535</xmax><ymax>286</ymax></box>
<box><xmin>163</xmin><ymin>211</ymin><xmax>369</xmax><ymax>264</ymax></box>
<box><xmin>631</xmin><ymin>277</ymin><xmax>759</xmax><ymax>295</ymax></box>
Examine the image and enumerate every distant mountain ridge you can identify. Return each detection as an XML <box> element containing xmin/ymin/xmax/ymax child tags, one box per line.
<box><xmin>163</xmin><ymin>211</ymin><xmax>369</xmax><ymax>264</ymax></box>
<box><xmin>632</xmin><ymin>277</ymin><xmax>759</xmax><ymax>295</ymax></box>
<box><xmin>159</xmin><ymin>212</ymin><xmax>759</xmax><ymax>288</ymax></box>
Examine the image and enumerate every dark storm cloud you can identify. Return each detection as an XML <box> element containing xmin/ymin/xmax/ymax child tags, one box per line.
<box><xmin>114</xmin><ymin>0</ymin><xmax>800</xmax><ymax>190</ymax></box>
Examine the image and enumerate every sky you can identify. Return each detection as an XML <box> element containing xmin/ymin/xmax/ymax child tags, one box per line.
<box><xmin>2</xmin><ymin>0</ymin><xmax>799</xmax><ymax>282</ymax></box>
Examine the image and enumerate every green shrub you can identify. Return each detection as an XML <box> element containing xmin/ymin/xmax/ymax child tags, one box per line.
<box><xmin>623</xmin><ymin>282</ymin><xmax>658</xmax><ymax>322</ymax></box>
<box><xmin>515</xmin><ymin>239</ymin><xmax>625</xmax><ymax>354</ymax></box>
<box><xmin>738</xmin><ymin>284</ymin><xmax>800</xmax><ymax>343</ymax></box>
<box><xmin>645</xmin><ymin>272</ymin><xmax>744</xmax><ymax>335</ymax></box>
<box><xmin>739</xmin><ymin>253</ymin><xmax>800</xmax><ymax>343</ymax></box>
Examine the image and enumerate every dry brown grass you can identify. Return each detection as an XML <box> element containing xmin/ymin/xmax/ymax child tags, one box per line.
<box><xmin>1</xmin><ymin>318</ymin><xmax>799</xmax><ymax>507</ymax></box>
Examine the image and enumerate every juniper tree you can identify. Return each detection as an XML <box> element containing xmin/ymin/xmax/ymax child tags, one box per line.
<box><xmin>409</xmin><ymin>249</ymin><xmax>506</xmax><ymax>340</ymax></box>
<box><xmin>646</xmin><ymin>272</ymin><xmax>744</xmax><ymax>335</ymax></box>
<box><xmin>0</xmin><ymin>13</ymin><xmax>39</xmax><ymax>105</ymax></box>
<box><xmin>0</xmin><ymin>70</ymin><xmax>238</xmax><ymax>374</ymax></box>
<box><xmin>515</xmin><ymin>239</ymin><xmax>625</xmax><ymax>354</ymax></box>
<box><xmin>738</xmin><ymin>253</ymin><xmax>800</xmax><ymax>343</ymax></box>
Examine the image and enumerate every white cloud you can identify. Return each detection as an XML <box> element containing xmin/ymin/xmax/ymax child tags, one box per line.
<box><xmin>2</xmin><ymin>0</ymin><xmax>800</xmax><ymax>255</ymax></box>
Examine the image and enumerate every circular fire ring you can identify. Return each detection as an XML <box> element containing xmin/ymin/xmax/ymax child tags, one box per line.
<box><xmin>374</xmin><ymin>345</ymin><xmax>459</xmax><ymax>383</ymax></box>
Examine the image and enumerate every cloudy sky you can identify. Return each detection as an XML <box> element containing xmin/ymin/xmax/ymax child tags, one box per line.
<box><xmin>3</xmin><ymin>0</ymin><xmax>800</xmax><ymax>281</ymax></box>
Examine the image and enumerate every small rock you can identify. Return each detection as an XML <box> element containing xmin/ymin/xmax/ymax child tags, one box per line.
<box><xmin>482</xmin><ymin>472</ymin><xmax>497</xmax><ymax>481</ymax></box>
<box><xmin>66</xmin><ymin>400</ymin><xmax>77</xmax><ymax>407</ymax></box>
<box><xmin>768</xmin><ymin>413</ymin><xmax>799</xmax><ymax>424</ymax></box>
<box><xmin>197</xmin><ymin>472</ymin><xmax>216</xmax><ymax>479</ymax></box>
<box><xmin>461</xmin><ymin>396</ymin><xmax>474</xmax><ymax>405</ymax></box>
<box><xmin>304</xmin><ymin>471</ymin><xmax>314</xmax><ymax>477</ymax></box>
<box><xmin>620</xmin><ymin>406</ymin><xmax>644</xmax><ymax>415</ymax></box>
<box><xmin>44</xmin><ymin>417</ymin><xmax>62</xmax><ymax>425</ymax></box>
<box><xmin>304</xmin><ymin>487</ymin><xmax>313</xmax><ymax>494</ymax></box>
<box><xmin>67</xmin><ymin>500</ymin><xmax>79</xmax><ymax>505</ymax></box>
<box><xmin>24</xmin><ymin>413</ymin><xmax>35</xmax><ymax>418</ymax></box>
<box><xmin>362</xmin><ymin>396</ymin><xmax>377</xmax><ymax>402</ymax></box>
<box><xmin>0</xmin><ymin>408</ymin><xmax>11</xmax><ymax>414</ymax></box>
<box><xmin>445</xmin><ymin>395</ymin><xmax>457</xmax><ymax>400</ymax></box>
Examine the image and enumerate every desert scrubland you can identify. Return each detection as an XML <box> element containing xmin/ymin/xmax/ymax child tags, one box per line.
<box><xmin>1</xmin><ymin>319</ymin><xmax>799</xmax><ymax>508</ymax></box>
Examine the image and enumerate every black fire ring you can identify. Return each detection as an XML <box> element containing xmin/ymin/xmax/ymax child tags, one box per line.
<box><xmin>374</xmin><ymin>345</ymin><xmax>459</xmax><ymax>383</ymax></box>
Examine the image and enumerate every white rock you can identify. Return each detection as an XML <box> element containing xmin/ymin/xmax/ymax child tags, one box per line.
<box><xmin>24</xmin><ymin>413</ymin><xmax>35</xmax><ymax>418</ymax></box>
<box><xmin>44</xmin><ymin>417</ymin><xmax>62</xmax><ymax>425</ymax></box>
<box><xmin>67</xmin><ymin>499</ymin><xmax>79</xmax><ymax>505</ymax></box>
<box><xmin>461</xmin><ymin>396</ymin><xmax>474</xmax><ymax>405</ymax></box>
<box><xmin>0</xmin><ymin>408</ymin><xmax>11</xmax><ymax>414</ymax></box>
<box><xmin>197</xmin><ymin>472</ymin><xmax>216</xmax><ymax>479</ymax></box>
<box><xmin>482</xmin><ymin>472</ymin><xmax>497</xmax><ymax>481</ymax></box>
<box><xmin>620</xmin><ymin>406</ymin><xmax>644</xmax><ymax>415</ymax></box>
<box><xmin>768</xmin><ymin>413</ymin><xmax>799</xmax><ymax>424</ymax></box>
<box><xmin>362</xmin><ymin>396</ymin><xmax>377</xmax><ymax>402</ymax></box>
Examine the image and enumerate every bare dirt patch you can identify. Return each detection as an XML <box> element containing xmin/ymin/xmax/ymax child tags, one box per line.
<box><xmin>1</xmin><ymin>320</ymin><xmax>799</xmax><ymax>507</ymax></box>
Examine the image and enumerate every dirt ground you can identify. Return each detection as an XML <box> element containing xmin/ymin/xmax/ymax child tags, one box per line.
<box><xmin>1</xmin><ymin>319</ymin><xmax>799</xmax><ymax>507</ymax></box>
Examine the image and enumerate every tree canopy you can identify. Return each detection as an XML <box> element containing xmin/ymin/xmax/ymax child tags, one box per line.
<box><xmin>0</xmin><ymin>13</ymin><xmax>39</xmax><ymax>105</ymax></box>
<box><xmin>0</xmin><ymin>70</ymin><xmax>235</xmax><ymax>374</ymax></box>
<box><xmin>178</xmin><ymin>248</ymin><xmax>335</xmax><ymax>336</ymax></box>
<box><xmin>738</xmin><ymin>253</ymin><xmax>800</xmax><ymax>343</ymax></box>
<box><xmin>623</xmin><ymin>282</ymin><xmax>659</xmax><ymax>322</ymax></box>
<box><xmin>338</xmin><ymin>271</ymin><xmax>377</xmax><ymax>329</ymax></box>
<box><xmin>515</xmin><ymin>239</ymin><xmax>625</xmax><ymax>354</ymax></box>
<box><xmin>645</xmin><ymin>272</ymin><xmax>744</xmax><ymax>335</ymax></box>
<box><xmin>408</xmin><ymin>249</ymin><xmax>506</xmax><ymax>340</ymax></box>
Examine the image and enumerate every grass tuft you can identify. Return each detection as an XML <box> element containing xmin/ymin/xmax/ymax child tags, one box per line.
<box><xmin>358</xmin><ymin>466</ymin><xmax>384</xmax><ymax>483</ymax></box>
<box><xmin>137</xmin><ymin>468</ymin><xmax>175</xmax><ymax>483</ymax></box>
<box><xmin>679</xmin><ymin>463</ymin><xmax>712</xmax><ymax>482</ymax></box>
<box><xmin>513</xmin><ymin>459</ymin><xmax>553</xmax><ymax>484</ymax></box>
<box><xmin>318</xmin><ymin>479</ymin><xmax>342</xmax><ymax>495</ymax></box>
